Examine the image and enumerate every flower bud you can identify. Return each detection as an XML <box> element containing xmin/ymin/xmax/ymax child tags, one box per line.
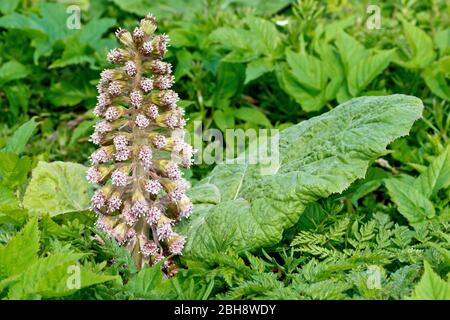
<box><xmin>104</xmin><ymin>105</ymin><xmax>126</xmax><ymax>122</ymax></box>
<box><xmin>140</xmin><ymin>14</ymin><xmax>157</xmax><ymax>35</ymax></box>
<box><xmin>166</xmin><ymin>233</ymin><xmax>186</xmax><ymax>255</ymax></box>
<box><xmin>115</xmin><ymin>28</ymin><xmax>134</xmax><ymax>47</ymax></box>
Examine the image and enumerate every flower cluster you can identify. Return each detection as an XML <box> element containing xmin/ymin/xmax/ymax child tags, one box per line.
<box><xmin>88</xmin><ymin>14</ymin><xmax>193</xmax><ymax>275</ymax></box>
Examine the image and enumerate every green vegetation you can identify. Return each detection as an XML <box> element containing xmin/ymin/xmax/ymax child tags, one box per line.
<box><xmin>0</xmin><ymin>0</ymin><xmax>449</xmax><ymax>300</ymax></box>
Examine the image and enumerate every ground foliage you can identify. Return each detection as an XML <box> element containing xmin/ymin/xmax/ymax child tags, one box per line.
<box><xmin>0</xmin><ymin>0</ymin><xmax>449</xmax><ymax>300</ymax></box>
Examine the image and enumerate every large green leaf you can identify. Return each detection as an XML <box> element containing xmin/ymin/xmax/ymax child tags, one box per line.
<box><xmin>180</xmin><ymin>95</ymin><xmax>423</xmax><ymax>259</ymax></box>
<box><xmin>409</xmin><ymin>261</ymin><xmax>450</xmax><ymax>300</ymax></box>
<box><xmin>23</xmin><ymin>161</ymin><xmax>92</xmax><ymax>216</ymax></box>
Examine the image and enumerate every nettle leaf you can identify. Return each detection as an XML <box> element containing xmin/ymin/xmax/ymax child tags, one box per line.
<box><xmin>347</xmin><ymin>49</ymin><xmax>395</xmax><ymax>97</ymax></box>
<box><xmin>0</xmin><ymin>217</ymin><xmax>39</xmax><ymax>279</ymax></box>
<box><xmin>335</xmin><ymin>32</ymin><xmax>394</xmax><ymax>99</ymax></box>
<box><xmin>226</xmin><ymin>0</ymin><xmax>294</xmax><ymax>16</ymax></box>
<box><xmin>335</xmin><ymin>32</ymin><xmax>368</xmax><ymax>75</ymax></box>
<box><xmin>0</xmin><ymin>3</ymin><xmax>77</xmax><ymax>63</ymax></box>
<box><xmin>3</xmin><ymin>83</ymin><xmax>31</xmax><ymax>120</ymax></box>
<box><xmin>245</xmin><ymin>58</ymin><xmax>274</xmax><ymax>84</ymax></box>
<box><xmin>0</xmin><ymin>185</ymin><xmax>27</xmax><ymax>226</ymax></box>
<box><xmin>2</xmin><ymin>117</ymin><xmax>38</xmax><ymax>154</ymax></box>
<box><xmin>285</xmin><ymin>49</ymin><xmax>327</xmax><ymax>94</ymax></box>
<box><xmin>385</xmin><ymin>179</ymin><xmax>435</xmax><ymax>226</ymax></box>
<box><xmin>409</xmin><ymin>261</ymin><xmax>450</xmax><ymax>300</ymax></box>
<box><xmin>7</xmin><ymin>253</ymin><xmax>118</xmax><ymax>299</ymax></box>
<box><xmin>47</xmin><ymin>80</ymin><xmax>96</xmax><ymax>107</ymax></box>
<box><xmin>422</xmin><ymin>57</ymin><xmax>450</xmax><ymax>101</ymax></box>
<box><xmin>277</xmin><ymin>63</ymin><xmax>326</xmax><ymax>112</ymax></box>
<box><xmin>180</xmin><ymin>95</ymin><xmax>423</xmax><ymax>259</ymax></box>
<box><xmin>110</xmin><ymin>0</ymin><xmax>202</xmax><ymax>18</ymax></box>
<box><xmin>210</xmin><ymin>17</ymin><xmax>281</xmax><ymax>63</ymax></box>
<box><xmin>315</xmin><ymin>42</ymin><xmax>345</xmax><ymax>101</ymax></box>
<box><xmin>414</xmin><ymin>146</ymin><xmax>450</xmax><ymax>197</ymax></box>
<box><xmin>210</xmin><ymin>27</ymin><xmax>258</xmax><ymax>63</ymax></box>
<box><xmin>125</xmin><ymin>262</ymin><xmax>170</xmax><ymax>299</ymax></box>
<box><xmin>23</xmin><ymin>161</ymin><xmax>92</xmax><ymax>216</ymax></box>
<box><xmin>0</xmin><ymin>152</ymin><xmax>31</xmax><ymax>189</ymax></box>
<box><xmin>234</xmin><ymin>107</ymin><xmax>272</xmax><ymax>127</ymax></box>
<box><xmin>212</xmin><ymin>62</ymin><xmax>245</xmax><ymax>109</ymax></box>
<box><xmin>394</xmin><ymin>20</ymin><xmax>436</xmax><ymax>69</ymax></box>
<box><xmin>0</xmin><ymin>60</ymin><xmax>30</xmax><ymax>85</ymax></box>
<box><xmin>243</xmin><ymin>17</ymin><xmax>281</xmax><ymax>57</ymax></box>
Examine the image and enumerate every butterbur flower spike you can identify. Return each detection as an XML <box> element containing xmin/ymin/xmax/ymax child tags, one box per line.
<box><xmin>87</xmin><ymin>14</ymin><xmax>193</xmax><ymax>274</ymax></box>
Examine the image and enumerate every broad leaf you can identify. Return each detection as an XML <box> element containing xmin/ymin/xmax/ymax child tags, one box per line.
<box><xmin>180</xmin><ymin>95</ymin><xmax>423</xmax><ymax>259</ymax></box>
<box><xmin>23</xmin><ymin>161</ymin><xmax>92</xmax><ymax>216</ymax></box>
